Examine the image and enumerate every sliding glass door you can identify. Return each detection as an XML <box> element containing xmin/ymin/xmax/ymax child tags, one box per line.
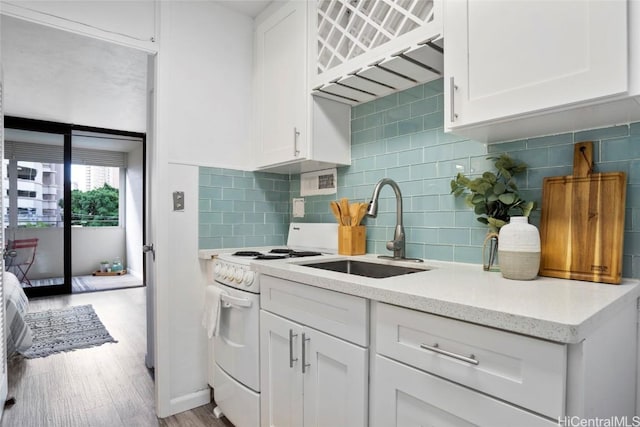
<box><xmin>4</xmin><ymin>124</ymin><xmax>70</xmax><ymax>296</ymax></box>
<box><xmin>71</xmin><ymin>130</ymin><xmax>132</xmax><ymax>291</ymax></box>
<box><xmin>4</xmin><ymin>118</ymin><xmax>145</xmax><ymax>297</ymax></box>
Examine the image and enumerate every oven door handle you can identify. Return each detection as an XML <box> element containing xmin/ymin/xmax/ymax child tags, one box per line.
<box><xmin>220</xmin><ymin>292</ymin><xmax>253</xmax><ymax>309</ymax></box>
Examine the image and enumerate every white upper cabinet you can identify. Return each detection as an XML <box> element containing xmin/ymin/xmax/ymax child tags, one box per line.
<box><xmin>446</xmin><ymin>0</ymin><xmax>627</xmax><ymax>126</ymax></box>
<box><xmin>444</xmin><ymin>0</ymin><xmax>639</xmax><ymax>142</ymax></box>
<box><xmin>310</xmin><ymin>0</ymin><xmax>444</xmax><ymax>105</ymax></box>
<box><xmin>255</xmin><ymin>1</ymin><xmax>308</xmax><ymax>167</ymax></box>
<box><xmin>254</xmin><ymin>1</ymin><xmax>351</xmax><ymax>173</ymax></box>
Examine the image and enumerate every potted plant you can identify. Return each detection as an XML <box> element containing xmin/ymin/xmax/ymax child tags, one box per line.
<box><xmin>450</xmin><ymin>154</ymin><xmax>536</xmax><ymax>270</ymax></box>
<box><xmin>100</xmin><ymin>261</ymin><xmax>110</xmax><ymax>273</ymax></box>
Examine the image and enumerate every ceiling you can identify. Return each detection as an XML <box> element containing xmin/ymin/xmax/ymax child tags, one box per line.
<box><xmin>1</xmin><ymin>14</ymin><xmax>149</xmax><ymax>133</ymax></box>
<box><xmin>217</xmin><ymin>1</ymin><xmax>273</xmax><ymax>18</ymax></box>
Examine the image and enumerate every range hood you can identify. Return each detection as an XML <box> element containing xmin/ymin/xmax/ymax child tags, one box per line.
<box><xmin>311</xmin><ymin>38</ymin><xmax>444</xmax><ymax>105</ymax></box>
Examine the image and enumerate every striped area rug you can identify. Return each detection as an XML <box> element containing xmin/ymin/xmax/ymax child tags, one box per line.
<box><xmin>21</xmin><ymin>304</ymin><xmax>117</xmax><ymax>358</ymax></box>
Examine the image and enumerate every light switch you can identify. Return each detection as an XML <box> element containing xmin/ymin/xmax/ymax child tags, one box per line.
<box><xmin>293</xmin><ymin>198</ymin><xmax>305</xmax><ymax>218</ymax></box>
<box><xmin>173</xmin><ymin>191</ymin><xmax>185</xmax><ymax>211</ymax></box>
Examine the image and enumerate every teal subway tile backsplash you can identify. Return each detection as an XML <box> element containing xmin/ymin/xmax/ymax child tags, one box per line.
<box><xmin>602</xmin><ymin>136</ymin><xmax>640</xmax><ymax>162</ymax></box>
<box><xmin>398</xmin><ymin>117</ymin><xmax>423</xmax><ymax>135</ymax></box>
<box><xmin>398</xmin><ymin>85</ymin><xmax>424</xmax><ymax>104</ymax></box>
<box><xmin>199</xmin><ymin>168</ymin><xmax>289</xmax><ymax>249</ymax></box>
<box><xmin>198</xmin><ymin>78</ymin><xmax>640</xmax><ymax>278</ymax></box>
<box><xmin>574</xmin><ymin>125</ymin><xmax>629</xmax><ymax>142</ymax></box>
<box><xmin>375</xmin><ymin>93</ymin><xmax>398</xmax><ymax>111</ymax></box>
<box><xmin>385</xmin><ymin>105</ymin><xmax>411</xmax><ymax>124</ymax></box>
<box><xmin>526</xmin><ymin>133</ymin><xmax>573</xmax><ymax>148</ymax></box>
<box><xmin>630</xmin><ymin>161</ymin><xmax>640</xmax><ymax>184</ymax></box>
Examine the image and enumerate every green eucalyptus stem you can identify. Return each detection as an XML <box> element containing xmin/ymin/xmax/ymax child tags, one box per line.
<box><xmin>450</xmin><ymin>154</ymin><xmax>536</xmax><ymax>233</ymax></box>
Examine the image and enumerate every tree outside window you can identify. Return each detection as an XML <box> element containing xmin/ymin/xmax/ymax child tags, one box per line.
<box><xmin>63</xmin><ymin>183</ymin><xmax>119</xmax><ymax>227</ymax></box>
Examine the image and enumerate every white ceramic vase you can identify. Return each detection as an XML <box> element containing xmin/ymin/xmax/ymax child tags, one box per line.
<box><xmin>498</xmin><ymin>216</ymin><xmax>540</xmax><ymax>280</ymax></box>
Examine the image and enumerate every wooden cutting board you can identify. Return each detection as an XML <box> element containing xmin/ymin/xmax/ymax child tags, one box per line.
<box><xmin>539</xmin><ymin>141</ymin><xmax>626</xmax><ymax>284</ymax></box>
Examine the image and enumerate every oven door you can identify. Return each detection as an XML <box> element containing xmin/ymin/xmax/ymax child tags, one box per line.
<box><xmin>214</xmin><ymin>281</ymin><xmax>260</xmax><ymax>392</ymax></box>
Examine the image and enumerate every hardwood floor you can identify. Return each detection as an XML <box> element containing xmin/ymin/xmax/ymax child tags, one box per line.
<box><xmin>2</xmin><ymin>287</ymin><xmax>233</xmax><ymax>427</ymax></box>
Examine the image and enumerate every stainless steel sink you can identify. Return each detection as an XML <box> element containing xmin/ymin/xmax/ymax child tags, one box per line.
<box><xmin>299</xmin><ymin>259</ymin><xmax>428</xmax><ymax>279</ymax></box>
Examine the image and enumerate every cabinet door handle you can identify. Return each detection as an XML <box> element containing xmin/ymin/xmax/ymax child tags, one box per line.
<box><xmin>289</xmin><ymin>329</ymin><xmax>298</xmax><ymax>368</ymax></box>
<box><xmin>293</xmin><ymin>127</ymin><xmax>301</xmax><ymax>157</ymax></box>
<box><xmin>420</xmin><ymin>343</ymin><xmax>479</xmax><ymax>366</ymax></box>
<box><xmin>301</xmin><ymin>332</ymin><xmax>311</xmax><ymax>373</ymax></box>
<box><xmin>449</xmin><ymin>76</ymin><xmax>458</xmax><ymax>123</ymax></box>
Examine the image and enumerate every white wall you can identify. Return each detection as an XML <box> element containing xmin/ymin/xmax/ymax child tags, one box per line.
<box><xmin>125</xmin><ymin>145</ymin><xmax>144</xmax><ymax>279</ymax></box>
<box><xmin>153</xmin><ymin>0</ymin><xmax>255</xmax><ymax>417</ymax></box>
<box><xmin>72</xmin><ymin>227</ymin><xmax>126</xmax><ymax>275</ymax></box>
<box><xmin>168</xmin><ymin>163</ymin><xmax>209</xmax><ymax>400</ymax></box>
<box><xmin>7</xmin><ymin>226</ymin><xmax>125</xmax><ymax>278</ymax></box>
<box><xmin>0</xmin><ymin>0</ymin><xmax>157</xmax><ymax>51</ymax></box>
<box><xmin>7</xmin><ymin>227</ymin><xmax>63</xmax><ymax>279</ymax></box>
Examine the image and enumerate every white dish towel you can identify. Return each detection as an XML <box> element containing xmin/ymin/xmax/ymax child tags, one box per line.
<box><xmin>202</xmin><ymin>285</ymin><xmax>223</xmax><ymax>338</ymax></box>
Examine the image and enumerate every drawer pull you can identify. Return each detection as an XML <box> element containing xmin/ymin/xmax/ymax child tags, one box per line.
<box><xmin>293</xmin><ymin>127</ymin><xmax>301</xmax><ymax>157</ymax></box>
<box><xmin>449</xmin><ymin>76</ymin><xmax>458</xmax><ymax>122</ymax></box>
<box><xmin>289</xmin><ymin>329</ymin><xmax>298</xmax><ymax>368</ymax></box>
<box><xmin>420</xmin><ymin>343</ymin><xmax>479</xmax><ymax>366</ymax></box>
<box><xmin>302</xmin><ymin>333</ymin><xmax>311</xmax><ymax>373</ymax></box>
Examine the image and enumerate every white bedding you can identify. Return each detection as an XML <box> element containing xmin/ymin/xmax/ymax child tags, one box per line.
<box><xmin>4</xmin><ymin>271</ymin><xmax>32</xmax><ymax>355</ymax></box>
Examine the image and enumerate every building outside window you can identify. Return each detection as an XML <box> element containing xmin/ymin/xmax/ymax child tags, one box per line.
<box><xmin>3</xmin><ymin>160</ymin><xmax>121</xmax><ymax>228</ymax></box>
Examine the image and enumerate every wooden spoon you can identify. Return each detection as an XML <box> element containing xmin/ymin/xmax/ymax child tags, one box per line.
<box><xmin>349</xmin><ymin>203</ymin><xmax>360</xmax><ymax>226</ymax></box>
<box><xmin>329</xmin><ymin>201</ymin><xmax>342</xmax><ymax>225</ymax></box>
<box><xmin>356</xmin><ymin>202</ymin><xmax>368</xmax><ymax>226</ymax></box>
<box><xmin>340</xmin><ymin>198</ymin><xmax>350</xmax><ymax>226</ymax></box>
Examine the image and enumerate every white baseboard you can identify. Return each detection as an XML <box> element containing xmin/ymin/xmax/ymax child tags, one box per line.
<box><xmin>167</xmin><ymin>388</ymin><xmax>211</xmax><ymax>417</ymax></box>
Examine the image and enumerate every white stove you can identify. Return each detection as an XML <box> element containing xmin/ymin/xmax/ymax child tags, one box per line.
<box><xmin>210</xmin><ymin>223</ymin><xmax>338</xmax><ymax>427</ymax></box>
<box><xmin>213</xmin><ymin>223</ymin><xmax>338</xmax><ymax>293</ymax></box>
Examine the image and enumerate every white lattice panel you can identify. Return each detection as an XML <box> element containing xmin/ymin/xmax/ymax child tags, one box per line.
<box><xmin>316</xmin><ymin>0</ymin><xmax>435</xmax><ymax>74</ymax></box>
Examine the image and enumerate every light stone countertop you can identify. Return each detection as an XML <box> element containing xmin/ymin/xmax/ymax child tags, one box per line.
<box><xmin>248</xmin><ymin>253</ymin><xmax>640</xmax><ymax>344</ymax></box>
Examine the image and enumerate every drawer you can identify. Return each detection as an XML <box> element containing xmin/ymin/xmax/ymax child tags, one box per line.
<box><xmin>375</xmin><ymin>302</ymin><xmax>566</xmax><ymax>418</ymax></box>
<box><xmin>261</xmin><ymin>275</ymin><xmax>369</xmax><ymax>346</ymax></box>
<box><xmin>371</xmin><ymin>355</ymin><xmax>557</xmax><ymax>427</ymax></box>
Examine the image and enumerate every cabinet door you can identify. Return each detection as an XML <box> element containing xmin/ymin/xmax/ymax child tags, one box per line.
<box><xmin>255</xmin><ymin>1</ymin><xmax>308</xmax><ymax>167</ymax></box>
<box><xmin>445</xmin><ymin>0</ymin><xmax>627</xmax><ymax>129</ymax></box>
<box><xmin>260</xmin><ymin>311</ymin><xmax>304</xmax><ymax>427</ymax></box>
<box><xmin>371</xmin><ymin>355</ymin><xmax>556</xmax><ymax>427</ymax></box>
<box><xmin>302</xmin><ymin>328</ymin><xmax>368</xmax><ymax>427</ymax></box>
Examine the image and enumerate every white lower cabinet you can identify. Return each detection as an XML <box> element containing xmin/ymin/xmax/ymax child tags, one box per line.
<box><xmin>371</xmin><ymin>355</ymin><xmax>556</xmax><ymax>427</ymax></box>
<box><xmin>260</xmin><ymin>311</ymin><xmax>368</xmax><ymax>427</ymax></box>
<box><xmin>260</xmin><ymin>275</ymin><xmax>369</xmax><ymax>427</ymax></box>
<box><xmin>371</xmin><ymin>301</ymin><xmax>638</xmax><ymax>425</ymax></box>
<box><xmin>260</xmin><ymin>311</ymin><xmax>303</xmax><ymax>427</ymax></box>
<box><xmin>375</xmin><ymin>302</ymin><xmax>566</xmax><ymax>418</ymax></box>
<box><xmin>258</xmin><ymin>275</ymin><xmax>638</xmax><ymax>426</ymax></box>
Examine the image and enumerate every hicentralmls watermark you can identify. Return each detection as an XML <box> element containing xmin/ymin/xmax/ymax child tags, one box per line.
<box><xmin>558</xmin><ymin>416</ymin><xmax>640</xmax><ymax>427</ymax></box>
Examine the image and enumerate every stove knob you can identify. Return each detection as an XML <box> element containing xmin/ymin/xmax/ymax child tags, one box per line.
<box><xmin>234</xmin><ymin>267</ymin><xmax>244</xmax><ymax>283</ymax></box>
<box><xmin>243</xmin><ymin>270</ymin><xmax>255</xmax><ymax>286</ymax></box>
<box><xmin>227</xmin><ymin>266</ymin><xmax>236</xmax><ymax>281</ymax></box>
<box><xmin>214</xmin><ymin>263</ymin><xmax>222</xmax><ymax>277</ymax></box>
<box><xmin>221</xmin><ymin>265</ymin><xmax>230</xmax><ymax>280</ymax></box>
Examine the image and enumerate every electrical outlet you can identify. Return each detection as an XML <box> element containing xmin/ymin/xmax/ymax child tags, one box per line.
<box><xmin>293</xmin><ymin>198</ymin><xmax>305</xmax><ymax>217</ymax></box>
